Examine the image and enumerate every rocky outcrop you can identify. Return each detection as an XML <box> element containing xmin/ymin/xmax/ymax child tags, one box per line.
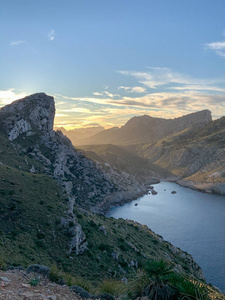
<box><xmin>0</xmin><ymin>94</ymin><xmax>92</xmax><ymax>254</ymax></box>
<box><xmin>0</xmin><ymin>93</ymin><xmax>55</xmax><ymax>140</ymax></box>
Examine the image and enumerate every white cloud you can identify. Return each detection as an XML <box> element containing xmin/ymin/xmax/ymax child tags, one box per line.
<box><xmin>119</xmin><ymin>86</ymin><xmax>146</xmax><ymax>93</ymax></box>
<box><xmin>206</xmin><ymin>41</ymin><xmax>225</xmax><ymax>50</ymax></box>
<box><xmin>48</xmin><ymin>29</ymin><xmax>55</xmax><ymax>41</ymax></box>
<box><xmin>0</xmin><ymin>89</ymin><xmax>27</xmax><ymax>107</ymax></box>
<box><xmin>10</xmin><ymin>40</ymin><xmax>27</xmax><ymax>46</ymax></box>
<box><xmin>222</xmin><ymin>30</ymin><xmax>225</xmax><ymax>36</ymax></box>
<box><xmin>206</xmin><ymin>41</ymin><xmax>225</xmax><ymax>58</ymax></box>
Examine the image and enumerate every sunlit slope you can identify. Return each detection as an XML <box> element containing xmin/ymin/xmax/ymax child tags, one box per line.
<box><xmin>136</xmin><ymin>116</ymin><xmax>225</xmax><ymax>192</ymax></box>
<box><xmin>72</xmin><ymin>110</ymin><xmax>212</xmax><ymax>146</ymax></box>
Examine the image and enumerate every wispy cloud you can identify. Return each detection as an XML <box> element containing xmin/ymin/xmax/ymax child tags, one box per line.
<box><xmin>48</xmin><ymin>29</ymin><xmax>55</xmax><ymax>41</ymax></box>
<box><xmin>119</xmin><ymin>86</ymin><xmax>146</xmax><ymax>93</ymax></box>
<box><xmin>10</xmin><ymin>40</ymin><xmax>27</xmax><ymax>46</ymax></box>
<box><xmin>118</xmin><ymin>67</ymin><xmax>225</xmax><ymax>90</ymax></box>
<box><xmin>205</xmin><ymin>32</ymin><xmax>225</xmax><ymax>58</ymax></box>
<box><xmin>93</xmin><ymin>91</ymin><xmax>119</xmax><ymax>98</ymax></box>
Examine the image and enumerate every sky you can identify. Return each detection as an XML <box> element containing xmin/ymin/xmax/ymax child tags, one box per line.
<box><xmin>1</xmin><ymin>0</ymin><xmax>225</xmax><ymax>129</ymax></box>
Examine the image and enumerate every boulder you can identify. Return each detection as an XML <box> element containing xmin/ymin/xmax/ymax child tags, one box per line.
<box><xmin>151</xmin><ymin>190</ymin><xmax>158</xmax><ymax>195</ymax></box>
<box><xmin>70</xmin><ymin>285</ymin><xmax>93</xmax><ymax>298</ymax></box>
<box><xmin>26</xmin><ymin>264</ymin><xmax>50</xmax><ymax>277</ymax></box>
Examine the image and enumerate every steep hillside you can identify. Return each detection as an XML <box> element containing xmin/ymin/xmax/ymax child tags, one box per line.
<box><xmin>79</xmin><ymin>144</ymin><xmax>171</xmax><ymax>182</ymax></box>
<box><xmin>74</xmin><ymin>110</ymin><xmax>212</xmax><ymax>146</ymax></box>
<box><xmin>135</xmin><ymin>116</ymin><xmax>225</xmax><ymax>194</ymax></box>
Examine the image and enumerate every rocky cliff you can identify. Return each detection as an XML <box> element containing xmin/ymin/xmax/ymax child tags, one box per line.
<box><xmin>1</xmin><ymin>93</ymin><xmax>55</xmax><ymax>140</ymax></box>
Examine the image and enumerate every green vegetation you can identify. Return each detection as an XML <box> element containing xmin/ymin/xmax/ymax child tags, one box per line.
<box><xmin>125</xmin><ymin>260</ymin><xmax>221</xmax><ymax>300</ymax></box>
<box><xmin>29</xmin><ymin>277</ymin><xmax>40</xmax><ymax>286</ymax></box>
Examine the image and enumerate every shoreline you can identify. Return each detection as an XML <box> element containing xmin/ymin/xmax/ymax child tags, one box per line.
<box><xmin>97</xmin><ymin>175</ymin><xmax>225</xmax><ymax>216</ymax></box>
<box><xmin>103</xmin><ymin>176</ymin><xmax>225</xmax><ymax>216</ymax></box>
<box><xmin>94</xmin><ymin>177</ymin><xmax>160</xmax><ymax>215</ymax></box>
<box><xmin>165</xmin><ymin>176</ymin><xmax>225</xmax><ymax>196</ymax></box>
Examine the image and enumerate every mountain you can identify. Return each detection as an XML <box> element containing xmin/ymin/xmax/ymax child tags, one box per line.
<box><xmin>71</xmin><ymin>110</ymin><xmax>212</xmax><ymax>145</ymax></box>
<box><xmin>72</xmin><ymin>110</ymin><xmax>212</xmax><ymax>146</ymax></box>
<box><xmin>0</xmin><ymin>93</ymin><xmax>223</xmax><ymax>299</ymax></box>
<box><xmin>135</xmin><ymin>116</ymin><xmax>225</xmax><ymax>194</ymax></box>
<box><xmin>57</xmin><ymin>126</ymin><xmax>105</xmax><ymax>145</ymax></box>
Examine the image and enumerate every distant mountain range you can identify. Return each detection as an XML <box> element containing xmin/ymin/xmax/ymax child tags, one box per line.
<box><xmin>62</xmin><ymin>110</ymin><xmax>212</xmax><ymax>146</ymax></box>
<box><xmin>57</xmin><ymin>126</ymin><xmax>104</xmax><ymax>145</ymax></box>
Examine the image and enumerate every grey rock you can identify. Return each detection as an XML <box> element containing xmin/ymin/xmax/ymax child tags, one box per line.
<box><xmin>99</xmin><ymin>225</ymin><xmax>107</xmax><ymax>235</ymax></box>
<box><xmin>129</xmin><ymin>259</ymin><xmax>138</xmax><ymax>268</ymax></box>
<box><xmin>121</xmin><ymin>277</ymin><xmax>128</xmax><ymax>284</ymax></box>
<box><xmin>0</xmin><ymin>277</ymin><xmax>11</xmax><ymax>282</ymax></box>
<box><xmin>26</xmin><ymin>264</ymin><xmax>50</xmax><ymax>277</ymax></box>
<box><xmin>111</xmin><ymin>251</ymin><xmax>119</xmax><ymax>261</ymax></box>
<box><xmin>1</xmin><ymin>93</ymin><xmax>55</xmax><ymax>140</ymax></box>
<box><xmin>126</xmin><ymin>241</ymin><xmax>139</xmax><ymax>252</ymax></box>
<box><xmin>70</xmin><ymin>285</ymin><xmax>93</xmax><ymax>298</ymax></box>
<box><xmin>30</xmin><ymin>165</ymin><xmax>36</xmax><ymax>173</ymax></box>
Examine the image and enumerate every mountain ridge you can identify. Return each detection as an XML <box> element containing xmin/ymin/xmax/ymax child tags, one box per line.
<box><xmin>69</xmin><ymin>110</ymin><xmax>212</xmax><ymax>146</ymax></box>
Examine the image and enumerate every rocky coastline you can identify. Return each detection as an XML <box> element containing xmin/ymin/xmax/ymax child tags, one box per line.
<box><xmin>164</xmin><ymin>176</ymin><xmax>225</xmax><ymax>196</ymax></box>
<box><xmin>95</xmin><ymin>177</ymin><xmax>160</xmax><ymax>215</ymax></box>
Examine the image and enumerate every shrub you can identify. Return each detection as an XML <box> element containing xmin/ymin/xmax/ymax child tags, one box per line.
<box><xmin>49</xmin><ymin>263</ymin><xmax>63</xmax><ymax>283</ymax></box>
<box><xmin>36</xmin><ymin>232</ymin><xmax>45</xmax><ymax>239</ymax></box>
<box><xmin>98</xmin><ymin>279</ymin><xmax>121</xmax><ymax>296</ymax></box>
<box><xmin>29</xmin><ymin>277</ymin><xmax>40</xmax><ymax>286</ymax></box>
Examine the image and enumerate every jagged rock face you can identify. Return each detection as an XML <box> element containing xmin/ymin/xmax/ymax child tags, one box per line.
<box><xmin>0</xmin><ymin>93</ymin><xmax>55</xmax><ymax>140</ymax></box>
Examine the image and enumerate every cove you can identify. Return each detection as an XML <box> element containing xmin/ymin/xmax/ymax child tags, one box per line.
<box><xmin>107</xmin><ymin>181</ymin><xmax>225</xmax><ymax>292</ymax></box>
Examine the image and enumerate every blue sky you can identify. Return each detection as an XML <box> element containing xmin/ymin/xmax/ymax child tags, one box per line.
<box><xmin>1</xmin><ymin>0</ymin><xmax>225</xmax><ymax>128</ymax></box>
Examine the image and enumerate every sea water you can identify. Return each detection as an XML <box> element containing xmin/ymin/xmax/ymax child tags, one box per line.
<box><xmin>107</xmin><ymin>181</ymin><xmax>225</xmax><ymax>292</ymax></box>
